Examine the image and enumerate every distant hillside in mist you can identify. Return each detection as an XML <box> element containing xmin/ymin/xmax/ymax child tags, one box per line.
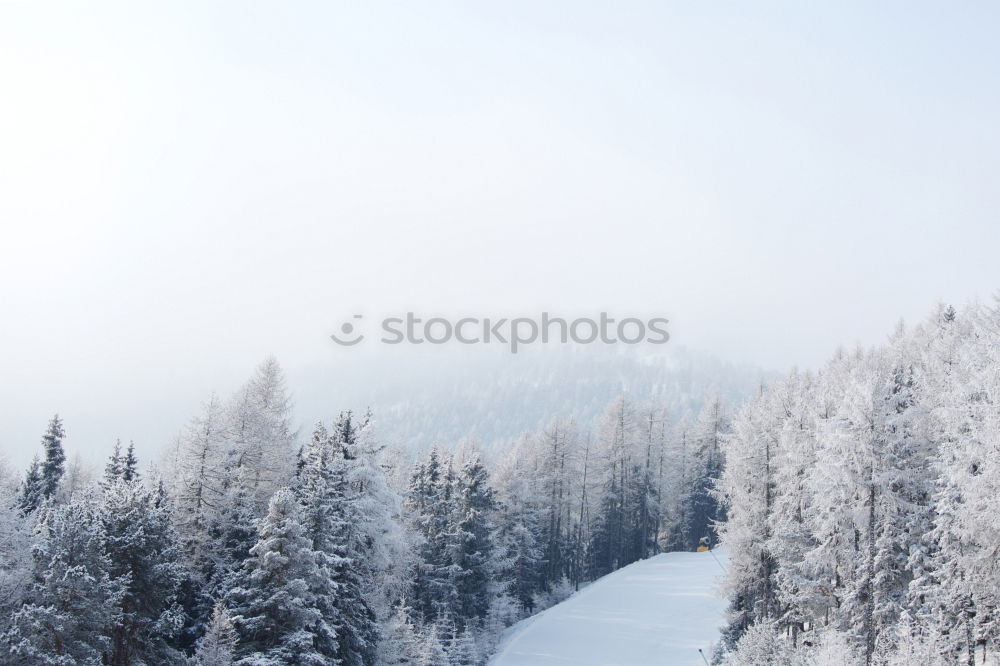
<box><xmin>292</xmin><ymin>345</ymin><xmax>768</xmax><ymax>451</ymax></box>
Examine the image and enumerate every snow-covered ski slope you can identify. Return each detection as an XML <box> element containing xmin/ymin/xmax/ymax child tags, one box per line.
<box><xmin>490</xmin><ymin>549</ymin><xmax>729</xmax><ymax>666</ymax></box>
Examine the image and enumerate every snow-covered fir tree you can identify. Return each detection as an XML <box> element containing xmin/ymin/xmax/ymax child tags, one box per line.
<box><xmin>17</xmin><ymin>415</ymin><xmax>66</xmax><ymax>514</ymax></box>
<box><xmin>3</xmin><ymin>501</ymin><xmax>123</xmax><ymax>665</ymax></box>
<box><xmin>100</xmin><ymin>477</ymin><xmax>186</xmax><ymax>665</ymax></box>
<box><xmin>226</xmin><ymin>488</ymin><xmax>335</xmax><ymax>665</ymax></box>
<box><xmin>226</xmin><ymin>358</ymin><xmax>297</xmax><ymax>516</ymax></box>
<box><xmin>296</xmin><ymin>415</ymin><xmax>379</xmax><ymax>666</ymax></box>
<box><xmin>407</xmin><ymin>447</ymin><xmax>458</xmax><ymax>624</ymax></box>
<box><xmin>38</xmin><ymin>416</ymin><xmax>66</xmax><ymax>504</ymax></box>
<box><xmin>15</xmin><ymin>457</ymin><xmax>43</xmax><ymax>515</ymax></box>
<box><xmin>193</xmin><ymin>603</ymin><xmax>238</xmax><ymax>666</ymax></box>
<box><xmin>0</xmin><ymin>469</ymin><xmax>32</xmax><ymax>642</ymax></box>
<box><xmin>446</xmin><ymin>455</ymin><xmax>498</xmax><ymax>627</ymax></box>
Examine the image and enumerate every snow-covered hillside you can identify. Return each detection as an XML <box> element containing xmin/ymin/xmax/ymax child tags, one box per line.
<box><xmin>490</xmin><ymin>549</ymin><xmax>729</xmax><ymax>666</ymax></box>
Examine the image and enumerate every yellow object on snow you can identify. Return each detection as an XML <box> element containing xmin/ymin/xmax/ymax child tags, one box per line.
<box><xmin>696</xmin><ymin>545</ymin><xmax>710</xmax><ymax>553</ymax></box>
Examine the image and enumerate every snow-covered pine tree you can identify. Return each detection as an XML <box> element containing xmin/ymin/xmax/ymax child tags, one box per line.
<box><xmin>339</xmin><ymin>411</ymin><xmax>408</xmax><ymax>623</ymax></box>
<box><xmin>492</xmin><ymin>444</ymin><xmax>545</xmax><ymax>614</ymax></box>
<box><xmin>103</xmin><ymin>440</ymin><xmax>124</xmax><ymax>487</ymax></box>
<box><xmin>661</xmin><ymin>418</ymin><xmax>692</xmax><ymax>552</ymax></box>
<box><xmin>448</xmin><ymin>626</ymin><xmax>481</xmax><ymax>666</ymax></box>
<box><xmin>207</xmin><ymin>483</ymin><xmax>259</xmax><ymax>601</ymax></box>
<box><xmin>172</xmin><ymin>361</ymin><xmax>300</xmax><ymax>652</ymax></box>
<box><xmin>17</xmin><ymin>416</ymin><xmax>67</xmax><ymax>514</ymax></box>
<box><xmin>378</xmin><ymin>600</ymin><xmax>422</xmax><ymax>665</ymax></box>
<box><xmin>168</xmin><ymin>395</ymin><xmax>234</xmax><ymax>650</ymax></box>
<box><xmin>717</xmin><ymin>383</ymin><xmax>782</xmax><ymax>648</ymax></box>
<box><xmin>868</xmin><ymin>361</ymin><xmax>933</xmax><ymax>661</ymax></box>
<box><xmin>102</xmin><ymin>440</ymin><xmax>140</xmax><ymax>488</ymax></box>
<box><xmin>192</xmin><ymin>603</ymin><xmax>238</xmax><ymax>666</ymax></box>
<box><xmin>407</xmin><ymin>447</ymin><xmax>458</xmax><ymax>624</ymax></box>
<box><xmin>227</xmin><ymin>488</ymin><xmax>335</xmax><ymax>665</ymax></box>
<box><xmin>951</xmin><ymin>299</ymin><xmax>1000</xmax><ymax>660</ymax></box>
<box><xmin>0</xmin><ymin>473</ymin><xmax>33</xmax><ymax>644</ymax></box>
<box><xmin>803</xmin><ymin>352</ymin><xmax>931</xmax><ymax>663</ymax></box>
<box><xmin>3</xmin><ymin>501</ymin><xmax>124</xmax><ymax>665</ymax></box>
<box><xmin>920</xmin><ymin>299</ymin><xmax>1000</xmax><ymax>663</ymax></box>
<box><xmin>903</xmin><ymin>304</ymin><xmax>968</xmax><ymax>655</ymax></box>
<box><xmin>681</xmin><ymin>396</ymin><xmax>728</xmax><ymax>550</ymax></box>
<box><xmin>482</xmin><ymin>592</ymin><xmax>521</xmax><ymax>653</ymax></box>
<box><xmin>588</xmin><ymin>397</ymin><xmax>636</xmax><ymax>577</ymax></box>
<box><xmin>100</xmin><ymin>478</ymin><xmax>185</xmax><ymax>665</ymax></box>
<box><xmin>415</xmin><ymin>622</ymin><xmax>448</xmax><ymax>666</ymax></box>
<box><xmin>632</xmin><ymin>402</ymin><xmax>665</xmax><ymax>561</ymax></box>
<box><xmin>721</xmin><ymin>618</ymin><xmax>798</xmax><ymax>666</ymax></box>
<box><xmin>447</xmin><ymin>455</ymin><xmax>498</xmax><ymax>627</ymax></box>
<box><xmin>121</xmin><ymin>442</ymin><xmax>139</xmax><ymax>482</ymax></box>
<box><xmin>534</xmin><ymin>419</ymin><xmax>579</xmax><ymax>587</ymax></box>
<box><xmin>765</xmin><ymin>371</ymin><xmax>822</xmax><ymax>646</ymax></box>
<box><xmin>225</xmin><ymin>358</ymin><xmax>297</xmax><ymax>517</ymax></box>
<box><xmin>16</xmin><ymin>457</ymin><xmax>43</xmax><ymax>514</ymax></box>
<box><xmin>297</xmin><ymin>415</ymin><xmax>379</xmax><ymax>666</ymax></box>
<box><xmin>39</xmin><ymin>415</ymin><xmax>66</xmax><ymax>503</ymax></box>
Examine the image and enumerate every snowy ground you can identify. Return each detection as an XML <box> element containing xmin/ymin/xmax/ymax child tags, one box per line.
<box><xmin>489</xmin><ymin>549</ymin><xmax>729</xmax><ymax>666</ymax></box>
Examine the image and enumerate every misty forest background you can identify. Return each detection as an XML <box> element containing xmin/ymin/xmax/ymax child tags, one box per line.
<box><xmin>1</xmin><ymin>300</ymin><xmax>999</xmax><ymax>665</ymax></box>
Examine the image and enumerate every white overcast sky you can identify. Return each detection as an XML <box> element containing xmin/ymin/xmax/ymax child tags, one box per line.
<box><xmin>1</xmin><ymin>1</ymin><xmax>998</xmax><ymax>467</ymax></box>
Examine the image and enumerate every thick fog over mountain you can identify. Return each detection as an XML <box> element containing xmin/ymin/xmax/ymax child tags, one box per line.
<box><xmin>295</xmin><ymin>345</ymin><xmax>765</xmax><ymax>453</ymax></box>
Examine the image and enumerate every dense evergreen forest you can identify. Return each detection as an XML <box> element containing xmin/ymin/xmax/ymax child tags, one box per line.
<box><xmin>0</xmin><ymin>359</ymin><xmax>729</xmax><ymax>665</ymax></box>
<box><xmin>718</xmin><ymin>301</ymin><xmax>1000</xmax><ymax>665</ymax></box>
